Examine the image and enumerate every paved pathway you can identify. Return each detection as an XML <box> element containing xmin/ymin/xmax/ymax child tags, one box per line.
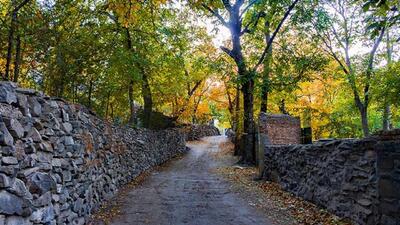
<box><xmin>110</xmin><ymin>136</ymin><xmax>273</xmax><ymax>225</ymax></box>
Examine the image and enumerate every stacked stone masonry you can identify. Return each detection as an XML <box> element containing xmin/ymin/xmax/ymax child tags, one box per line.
<box><xmin>181</xmin><ymin>124</ymin><xmax>220</xmax><ymax>141</ymax></box>
<box><xmin>0</xmin><ymin>82</ymin><xmax>187</xmax><ymax>225</ymax></box>
<box><xmin>262</xmin><ymin>130</ymin><xmax>400</xmax><ymax>225</ymax></box>
<box><xmin>259</xmin><ymin>113</ymin><xmax>301</xmax><ymax>145</ymax></box>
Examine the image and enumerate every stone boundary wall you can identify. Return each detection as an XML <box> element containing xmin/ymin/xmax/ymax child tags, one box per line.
<box><xmin>259</xmin><ymin>113</ymin><xmax>301</xmax><ymax>145</ymax></box>
<box><xmin>262</xmin><ymin>131</ymin><xmax>400</xmax><ymax>225</ymax></box>
<box><xmin>181</xmin><ymin>124</ymin><xmax>220</xmax><ymax>141</ymax></box>
<box><xmin>0</xmin><ymin>82</ymin><xmax>187</xmax><ymax>225</ymax></box>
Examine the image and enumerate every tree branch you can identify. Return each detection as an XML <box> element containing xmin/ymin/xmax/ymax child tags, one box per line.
<box><xmin>188</xmin><ymin>79</ymin><xmax>202</xmax><ymax>97</ymax></box>
<box><xmin>240</xmin><ymin>0</ymin><xmax>259</xmax><ymax>18</ymax></box>
<box><xmin>364</xmin><ymin>26</ymin><xmax>386</xmax><ymax>106</ymax></box>
<box><xmin>240</xmin><ymin>11</ymin><xmax>264</xmax><ymax>35</ymax></box>
<box><xmin>14</xmin><ymin>0</ymin><xmax>30</xmax><ymax>13</ymax></box>
<box><xmin>220</xmin><ymin>46</ymin><xmax>235</xmax><ymax>58</ymax></box>
<box><xmin>202</xmin><ymin>3</ymin><xmax>229</xmax><ymax>27</ymax></box>
<box><xmin>222</xmin><ymin>0</ymin><xmax>232</xmax><ymax>11</ymax></box>
<box><xmin>253</xmin><ymin>0</ymin><xmax>300</xmax><ymax>72</ymax></box>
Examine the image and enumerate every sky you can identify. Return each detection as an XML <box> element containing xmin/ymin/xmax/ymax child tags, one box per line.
<box><xmin>205</xmin><ymin>20</ymin><xmax>231</xmax><ymax>48</ymax></box>
<box><xmin>203</xmin><ymin>15</ymin><xmax>394</xmax><ymax>66</ymax></box>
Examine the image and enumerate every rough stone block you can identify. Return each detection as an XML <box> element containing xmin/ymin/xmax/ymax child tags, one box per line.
<box><xmin>379</xmin><ymin>179</ymin><xmax>399</xmax><ymax>198</ymax></box>
<box><xmin>27</xmin><ymin>127</ymin><xmax>42</xmax><ymax>143</ymax></box>
<box><xmin>32</xmin><ymin>191</ymin><xmax>52</xmax><ymax>207</ymax></box>
<box><xmin>1</xmin><ymin>157</ymin><xmax>18</xmax><ymax>165</ymax></box>
<box><xmin>0</xmin><ymin>84</ymin><xmax>17</xmax><ymax>104</ymax></box>
<box><xmin>0</xmin><ymin>191</ymin><xmax>29</xmax><ymax>216</ymax></box>
<box><xmin>61</xmin><ymin>109</ymin><xmax>69</xmax><ymax>122</ymax></box>
<box><xmin>27</xmin><ymin>172</ymin><xmax>56</xmax><ymax>195</ymax></box>
<box><xmin>7</xmin><ymin>178</ymin><xmax>32</xmax><ymax>199</ymax></box>
<box><xmin>64</xmin><ymin>136</ymin><xmax>74</xmax><ymax>146</ymax></box>
<box><xmin>5</xmin><ymin>216</ymin><xmax>32</xmax><ymax>225</ymax></box>
<box><xmin>28</xmin><ymin>97</ymin><xmax>42</xmax><ymax>117</ymax></box>
<box><xmin>0</xmin><ymin>174</ymin><xmax>12</xmax><ymax>188</ymax></box>
<box><xmin>0</xmin><ymin>123</ymin><xmax>14</xmax><ymax>146</ymax></box>
<box><xmin>4</xmin><ymin>118</ymin><xmax>24</xmax><ymax>139</ymax></box>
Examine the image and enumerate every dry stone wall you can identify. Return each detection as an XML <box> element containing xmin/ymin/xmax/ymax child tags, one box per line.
<box><xmin>0</xmin><ymin>82</ymin><xmax>187</xmax><ymax>225</ymax></box>
<box><xmin>262</xmin><ymin>131</ymin><xmax>400</xmax><ymax>225</ymax></box>
<box><xmin>181</xmin><ymin>124</ymin><xmax>220</xmax><ymax>141</ymax></box>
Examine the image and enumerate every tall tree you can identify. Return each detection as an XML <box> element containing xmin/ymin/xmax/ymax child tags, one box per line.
<box><xmin>3</xmin><ymin>0</ymin><xmax>30</xmax><ymax>81</ymax></box>
<box><xmin>310</xmin><ymin>0</ymin><xmax>387</xmax><ymax>136</ymax></box>
<box><xmin>192</xmin><ymin>0</ymin><xmax>300</xmax><ymax>164</ymax></box>
<box><xmin>360</xmin><ymin>0</ymin><xmax>399</xmax><ymax>131</ymax></box>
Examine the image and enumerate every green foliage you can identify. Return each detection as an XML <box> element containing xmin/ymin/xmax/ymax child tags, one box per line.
<box><xmin>373</xmin><ymin>61</ymin><xmax>400</xmax><ymax>105</ymax></box>
<box><xmin>1</xmin><ymin>0</ymin><xmax>399</xmax><ymax>137</ymax></box>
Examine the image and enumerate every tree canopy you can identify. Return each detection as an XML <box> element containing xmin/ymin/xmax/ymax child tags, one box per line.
<box><xmin>1</xmin><ymin>0</ymin><xmax>399</xmax><ymax>163</ymax></box>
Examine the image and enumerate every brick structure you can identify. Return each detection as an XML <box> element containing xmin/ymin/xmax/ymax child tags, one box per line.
<box><xmin>259</xmin><ymin>112</ymin><xmax>301</xmax><ymax>145</ymax></box>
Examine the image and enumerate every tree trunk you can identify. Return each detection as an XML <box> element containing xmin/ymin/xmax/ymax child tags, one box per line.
<box><xmin>124</xmin><ymin>28</ymin><xmax>139</xmax><ymax>126</ymax></box>
<box><xmin>260</xmin><ymin>21</ymin><xmax>272</xmax><ymax>113</ymax></box>
<box><xmin>105</xmin><ymin>91</ymin><xmax>111</xmax><ymax>120</ymax></box>
<box><xmin>383</xmin><ymin>104</ymin><xmax>391</xmax><ymax>131</ymax></box>
<box><xmin>87</xmin><ymin>78</ymin><xmax>93</xmax><ymax>109</ymax></box>
<box><xmin>233</xmin><ymin>84</ymin><xmax>241</xmax><ymax>156</ymax></box>
<box><xmin>231</xmin><ymin>3</ymin><xmax>255</xmax><ymax>165</ymax></box>
<box><xmin>4</xmin><ymin>0</ymin><xmax>29</xmax><ymax>80</ymax></box>
<box><xmin>5</xmin><ymin>12</ymin><xmax>17</xmax><ymax>80</ymax></box>
<box><xmin>241</xmin><ymin>75</ymin><xmax>255</xmax><ymax>165</ymax></box>
<box><xmin>260</xmin><ymin>91</ymin><xmax>269</xmax><ymax>113</ymax></box>
<box><xmin>233</xmin><ymin>83</ymin><xmax>240</xmax><ymax>132</ymax></box>
<box><xmin>13</xmin><ymin>34</ymin><xmax>21</xmax><ymax>83</ymax></box>
<box><xmin>192</xmin><ymin>95</ymin><xmax>202</xmax><ymax>124</ymax></box>
<box><xmin>359</xmin><ymin>105</ymin><xmax>369</xmax><ymax>136</ymax></box>
<box><xmin>279</xmin><ymin>99</ymin><xmax>288</xmax><ymax>114</ymax></box>
<box><xmin>111</xmin><ymin>103</ymin><xmax>114</xmax><ymax>119</ymax></box>
<box><xmin>128</xmin><ymin>79</ymin><xmax>136</xmax><ymax>125</ymax></box>
<box><xmin>382</xmin><ymin>30</ymin><xmax>392</xmax><ymax>131</ymax></box>
<box><xmin>55</xmin><ymin>47</ymin><xmax>66</xmax><ymax>98</ymax></box>
<box><xmin>141</xmin><ymin>73</ymin><xmax>153</xmax><ymax>128</ymax></box>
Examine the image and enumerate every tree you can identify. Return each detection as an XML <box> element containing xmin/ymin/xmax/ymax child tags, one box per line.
<box><xmin>191</xmin><ymin>0</ymin><xmax>300</xmax><ymax>165</ymax></box>
<box><xmin>308</xmin><ymin>0</ymin><xmax>387</xmax><ymax>136</ymax></box>
<box><xmin>360</xmin><ymin>0</ymin><xmax>399</xmax><ymax>131</ymax></box>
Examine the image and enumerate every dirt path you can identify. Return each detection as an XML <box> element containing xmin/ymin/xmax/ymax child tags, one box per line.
<box><xmin>109</xmin><ymin>136</ymin><xmax>273</xmax><ymax>225</ymax></box>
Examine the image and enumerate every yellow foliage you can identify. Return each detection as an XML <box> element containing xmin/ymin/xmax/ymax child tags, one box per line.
<box><xmin>107</xmin><ymin>0</ymin><xmax>168</xmax><ymax>27</ymax></box>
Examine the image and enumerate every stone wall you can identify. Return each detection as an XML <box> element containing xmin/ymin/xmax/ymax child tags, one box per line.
<box><xmin>262</xmin><ymin>131</ymin><xmax>400</xmax><ymax>225</ymax></box>
<box><xmin>181</xmin><ymin>124</ymin><xmax>220</xmax><ymax>141</ymax></box>
<box><xmin>0</xmin><ymin>82</ymin><xmax>187</xmax><ymax>225</ymax></box>
<box><xmin>259</xmin><ymin>113</ymin><xmax>301</xmax><ymax>145</ymax></box>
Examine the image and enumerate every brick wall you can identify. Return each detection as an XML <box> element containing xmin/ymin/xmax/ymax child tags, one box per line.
<box><xmin>259</xmin><ymin>112</ymin><xmax>301</xmax><ymax>145</ymax></box>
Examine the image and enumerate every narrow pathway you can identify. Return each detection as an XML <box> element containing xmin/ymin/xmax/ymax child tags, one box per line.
<box><xmin>109</xmin><ymin>136</ymin><xmax>273</xmax><ymax>225</ymax></box>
